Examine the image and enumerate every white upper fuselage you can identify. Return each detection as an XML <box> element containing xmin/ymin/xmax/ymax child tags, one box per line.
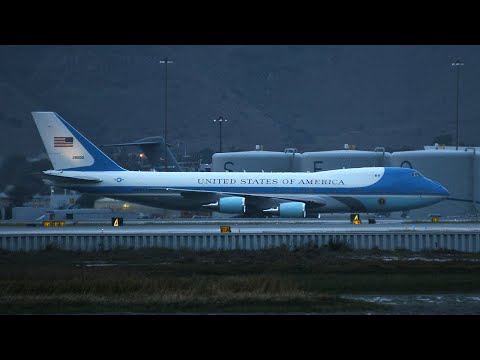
<box><xmin>54</xmin><ymin>167</ymin><xmax>382</xmax><ymax>191</ymax></box>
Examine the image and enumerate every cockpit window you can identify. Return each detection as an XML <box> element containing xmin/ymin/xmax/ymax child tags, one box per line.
<box><xmin>411</xmin><ymin>171</ymin><xmax>421</xmax><ymax>177</ymax></box>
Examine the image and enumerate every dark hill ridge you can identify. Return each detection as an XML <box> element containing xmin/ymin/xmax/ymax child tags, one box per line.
<box><xmin>1</xmin><ymin>45</ymin><xmax>479</xmax><ymax>160</ymax></box>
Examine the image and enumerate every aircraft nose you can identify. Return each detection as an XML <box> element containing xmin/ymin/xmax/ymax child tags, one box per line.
<box><xmin>430</xmin><ymin>179</ymin><xmax>449</xmax><ymax>197</ymax></box>
<box><xmin>439</xmin><ymin>184</ymin><xmax>449</xmax><ymax>197</ymax></box>
<box><xmin>440</xmin><ymin>185</ymin><xmax>450</xmax><ymax>197</ymax></box>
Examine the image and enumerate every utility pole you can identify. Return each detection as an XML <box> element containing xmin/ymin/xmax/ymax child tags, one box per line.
<box><xmin>213</xmin><ymin>116</ymin><xmax>227</xmax><ymax>152</ymax></box>
<box><xmin>452</xmin><ymin>59</ymin><xmax>464</xmax><ymax>150</ymax></box>
<box><xmin>160</xmin><ymin>58</ymin><xmax>173</xmax><ymax>171</ymax></box>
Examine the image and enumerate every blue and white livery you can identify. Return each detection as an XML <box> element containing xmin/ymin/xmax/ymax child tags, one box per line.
<box><xmin>32</xmin><ymin>112</ymin><xmax>449</xmax><ymax>218</ymax></box>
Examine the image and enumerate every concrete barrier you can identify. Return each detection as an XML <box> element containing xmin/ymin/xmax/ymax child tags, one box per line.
<box><xmin>1</xmin><ymin>230</ymin><xmax>480</xmax><ymax>252</ymax></box>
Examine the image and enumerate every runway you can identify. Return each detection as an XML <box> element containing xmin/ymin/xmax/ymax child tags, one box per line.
<box><xmin>2</xmin><ymin>219</ymin><xmax>480</xmax><ymax>252</ymax></box>
<box><xmin>1</xmin><ymin>219</ymin><xmax>480</xmax><ymax>235</ymax></box>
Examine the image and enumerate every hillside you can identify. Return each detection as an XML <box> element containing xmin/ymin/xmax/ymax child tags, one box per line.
<box><xmin>1</xmin><ymin>45</ymin><xmax>479</xmax><ymax>160</ymax></box>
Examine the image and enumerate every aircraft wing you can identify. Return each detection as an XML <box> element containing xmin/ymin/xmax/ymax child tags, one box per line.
<box><xmin>160</xmin><ymin>187</ymin><xmax>327</xmax><ymax>208</ymax></box>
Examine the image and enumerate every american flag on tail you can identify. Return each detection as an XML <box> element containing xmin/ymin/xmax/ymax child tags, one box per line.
<box><xmin>54</xmin><ymin>136</ymin><xmax>74</xmax><ymax>147</ymax></box>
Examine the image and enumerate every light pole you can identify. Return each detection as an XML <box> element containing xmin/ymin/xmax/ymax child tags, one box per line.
<box><xmin>213</xmin><ymin>116</ymin><xmax>227</xmax><ymax>152</ymax></box>
<box><xmin>160</xmin><ymin>58</ymin><xmax>173</xmax><ymax>171</ymax></box>
<box><xmin>452</xmin><ymin>59</ymin><xmax>464</xmax><ymax>150</ymax></box>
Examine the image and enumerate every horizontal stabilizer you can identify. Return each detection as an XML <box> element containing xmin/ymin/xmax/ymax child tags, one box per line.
<box><xmin>42</xmin><ymin>171</ymin><xmax>103</xmax><ymax>184</ymax></box>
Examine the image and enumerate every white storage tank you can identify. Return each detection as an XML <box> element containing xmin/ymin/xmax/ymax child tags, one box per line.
<box><xmin>390</xmin><ymin>149</ymin><xmax>477</xmax><ymax>218</ymax></box>
<box><xmin>474</xmin><ymin>151</ymin><xmax>480</xmax><ymax>213</ymax></box>
<box><xmin>212</xmin><ymin>148</ymin><xmax>295</xmax><ymax>172</ymax></box>
<box><xmin>295</xmin><ymin>148</ymin><xmax>391</xmax><ymax>172</ymax></box>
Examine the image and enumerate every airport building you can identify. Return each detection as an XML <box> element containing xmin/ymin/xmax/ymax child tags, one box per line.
<box><xmin>212</xmin><ymin>146</ymin><xmax>297</xmax><ymax>172</ymax></box>
<box><xmin>212</xmin><ymin>145</ymin><xmax>480</xmax><ymax>219</ymax></box>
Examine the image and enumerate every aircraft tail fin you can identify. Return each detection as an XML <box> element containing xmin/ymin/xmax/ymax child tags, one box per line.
<box><xmin>32</xmin><ymin>112</ymin><xmax>126</xmax><ymax>172</ymax></box>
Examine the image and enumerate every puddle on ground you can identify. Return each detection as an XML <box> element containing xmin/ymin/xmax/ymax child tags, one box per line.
<box><xmin>343</xmin><ymin>294</ymin><xmax>480</xmax><ymax>314</ymax></box>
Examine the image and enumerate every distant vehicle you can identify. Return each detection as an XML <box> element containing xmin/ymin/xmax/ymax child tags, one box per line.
<box><xmin>31</xmin><ymin>112</ymin><xmax>449</xmax><ymax>218</ymax></box>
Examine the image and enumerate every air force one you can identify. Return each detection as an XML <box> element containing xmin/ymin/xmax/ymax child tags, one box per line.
<box><xmin>32</xmin><ymin>112</ymin><xmax>449</xmax><ymax>218</ymax></box>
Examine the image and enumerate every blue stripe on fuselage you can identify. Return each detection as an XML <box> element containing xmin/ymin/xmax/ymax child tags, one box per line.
<box><xmin>68</xmin><ymin>187</ymin><xmax>445</xmax><ymax>196</ymax></box>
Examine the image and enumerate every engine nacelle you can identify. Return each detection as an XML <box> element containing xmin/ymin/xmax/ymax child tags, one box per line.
<box><xmin>263</xmin><ymin>202</ymin><xmax>306</xmax><ymax>218</ymax></box>
<box><xmin>279</xmin><ymin>202</ymin><xmax>306</xmax><ymax>218</ymax></box>
<box><xmin>203</xmin><ymin>196</ymin><xmax>246</xmax><ymax>214</ymax></box>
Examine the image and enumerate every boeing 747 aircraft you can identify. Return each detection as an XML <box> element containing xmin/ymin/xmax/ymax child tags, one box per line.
<box><xmin>32</xmin><ymin>112</ymin><xmax>449</xmax><ymax>218</ymax></box>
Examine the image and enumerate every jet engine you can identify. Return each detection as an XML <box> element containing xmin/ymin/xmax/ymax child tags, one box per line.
<box><xmin>263</xmin><ymin>202</ymin><xmax>306</xmax><ymax>218</ymax></box>
<box><xmin>203</xmin><ymin>196</ymin><xmax>246</xmax><ymax>214</ymax></box>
